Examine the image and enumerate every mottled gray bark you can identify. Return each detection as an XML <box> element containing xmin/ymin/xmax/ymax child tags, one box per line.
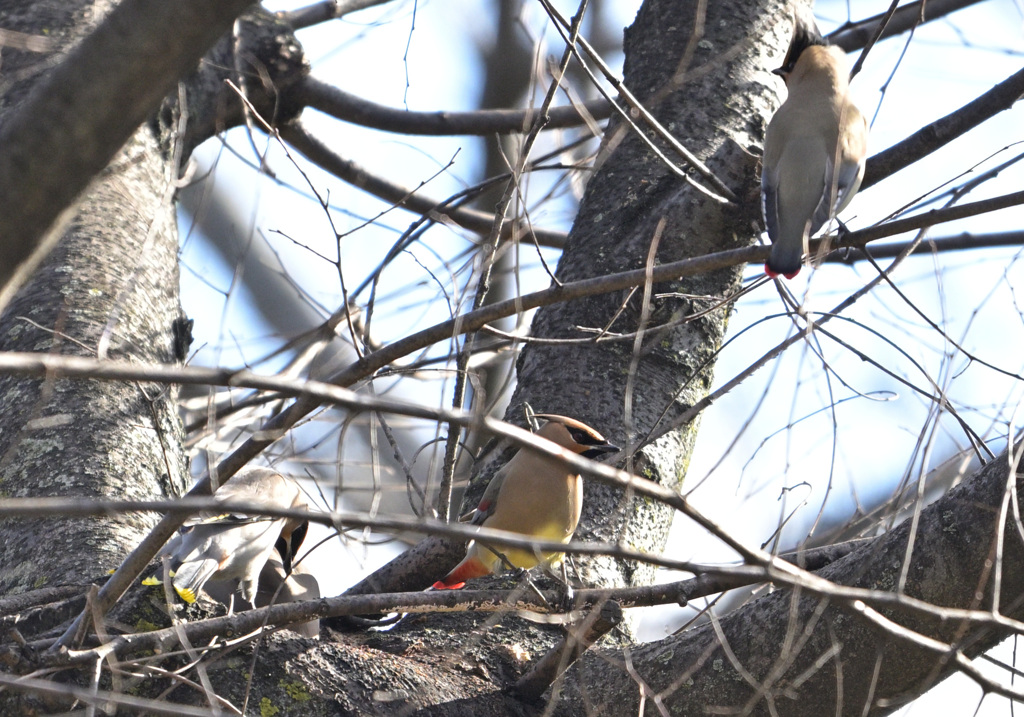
<box><xmin>502</xmin><ymin>0</ymin><xmax>773</xmax><ymax>597</ymax></box>
<box><xmin>0</xmin><ymin>0</ymin><xmax>189</xmax><ymax>596</ymax></box>
<box><xmin>0</xmin><ymin>0</ymin><xmax>260</xmax><ymax>307</ymax></box>
<box><xmin>553</xmin><ymin>449</ymin><xmax>1024</xmax><ymax>717</ymax></box>
<box><xmin>0</xmin><ymin>0</ymin><xmax>306</xmax><ymax>598</ymax></box>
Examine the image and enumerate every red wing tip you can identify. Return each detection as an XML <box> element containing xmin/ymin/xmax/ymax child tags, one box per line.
<box><xmin>432</xmin><ymin>580</ymin><xmax>465</xmax><ymax>590</ymax></box>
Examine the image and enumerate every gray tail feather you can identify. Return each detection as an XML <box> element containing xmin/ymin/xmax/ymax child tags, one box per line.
<box><xmin>767</xmin><ymin>242</ymin><xmax>803</xmax><ymax>277</ymax></box>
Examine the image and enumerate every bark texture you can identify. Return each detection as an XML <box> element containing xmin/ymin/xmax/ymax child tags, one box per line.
<box><xmin>0</xmin><ymin>0</ymin><xmax>188</xmax><ymax>596</ymax></box>
<box><xmin>553</xmin><ymin>450</ymin><xmax>1024</xmax><ymax>716</ymax></box>
<box><xmin>0</xmin><ymin>1</ymin><xmax>307</xmax><ymax>598</ymax></box>
<box><xmin>0</xmin><ymin>0</ymin><xmax>260</xmax><ymax>306</ymax></box>
<box><xmin>501</xmin><ymin>0</ymin><xmax>779</xmax><ymax>595</ymax></box>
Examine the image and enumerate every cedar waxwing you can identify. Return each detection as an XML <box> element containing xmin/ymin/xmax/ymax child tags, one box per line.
<box><xmin>145</xmin><ymin>468</ymin><xmax>310</xmax><ymax>607</ymax></box>
<box><xmin>432</xmin><ymin>414</ymin><xmax>619</xmax><ymax>589</ymax></box>
<box><xmin>256</xmin><ymin>557</ymin><xmax>321</xmax><ymax>638</ymax></box>
<box><xmin>202</xmin><ymin>557</ymin><xmax>321</xmax><ymax>638</ymax></box>
<box><xmin>761</xmin><ymin>10</ymin><xmax>868</xmax><ymax>279</ymax></box>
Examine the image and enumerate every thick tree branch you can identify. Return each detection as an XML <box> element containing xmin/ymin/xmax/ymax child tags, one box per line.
<box><xmin>554</xmin><ymin>448</ymin><xmax>1024</xmax><ymax>715</ymax></box>
<box><xmin>0</xmin><ymin>0</ymin><xmax>258</xmax><ymax>312</ymax></box>
<box><xmin>827</xmin><ymin>230</ymin><xmax>1024</xmax><ymax>264</ymax></box>
<box><xmin>829</xmin><ymin>0</ymin><xmax>987</xmax><ymax>52</ymax></box>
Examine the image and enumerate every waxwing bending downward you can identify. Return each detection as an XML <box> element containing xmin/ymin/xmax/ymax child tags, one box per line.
<box><xmin>432</xmin><ymin>414</ymin><xmax>619</xmax><ymax>590</ymax></box>
<box><xmin>202</xmin><ymin>557</ymin><xmax>321</xmax><ymax>638</ymax></box>
<box><xmin>761</xmin><ymin>9</ymin><xmax>868</xmax><ymax>279</ymax></box>
<box><xmin>146</xmin><ymin>467</ymin><xmax>310</xmax><ymax>607</ymax></box>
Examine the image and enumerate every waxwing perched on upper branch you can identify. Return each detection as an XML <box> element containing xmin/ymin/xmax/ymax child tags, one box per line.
<box><xmin>432</xmin><ymin>414</ymin><xmax>619</xmax><ymax>590</ymax></box>
<box><xmin>146</xmin><ymin>468</ymin><xmax>310</xmax><ymax>607</ymax></box>
<box><xmin>761</xmin><ymin>8</ymin><xmax>868</xmax><ymax>279</ymax></box>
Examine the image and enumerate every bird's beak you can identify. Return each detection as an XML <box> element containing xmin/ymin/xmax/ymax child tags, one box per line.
<box><xmin>583</xmin><ymin>443</ymin><xmax>620</xmax><ymax>459</ymax></box>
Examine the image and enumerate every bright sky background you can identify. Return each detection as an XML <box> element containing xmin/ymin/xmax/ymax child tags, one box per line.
<box><xmin>177</xmin><ymin>1</ymin><xmax>1024</xmax><ymax>713</ymax></box>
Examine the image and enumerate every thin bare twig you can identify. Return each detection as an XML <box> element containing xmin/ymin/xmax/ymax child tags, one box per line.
<box><xmin>848</xmin><ymin>0</ymin><xmax>900</xmax><ymax>80</ymax></box>
<box><xmin>0</xmin><ymin>672</ymin><xmax>217</xmax><ymax>717</ymax></box>
<box><xmin>829</xmin><ymin>0</ymin><xmax>985</xmax><ymax>52</ymax></box>
<box><xmin>281</xmin><ymin>122</ymin><xmax>569</xmax><ymax>248</ymax></box>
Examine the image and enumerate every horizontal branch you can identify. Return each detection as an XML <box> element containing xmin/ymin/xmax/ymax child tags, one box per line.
<box><xmin>0</xmin><ymin>494</ymin><xmax>714</xmax><ymax>577</ymax></box>
<box><xmin>0</xmin><ymin>501</ymin><xmax>864</xmax><ymax>620</ymax></box>
<box><xmin>6</xmin><ymin>479</ymin><xmax>1023</xmax><ymax>662</ymax></box>
<box><xmin>301</xmin><ymin>76</ymin><xmax>612</xmax><ymax>136</ymax></box>
<box><xmin>825</xmin><ymin>230</ymin><xmax>1024</xmax><ymax>264</ymax></box>
<box><xmin>287</xmin><ymin>0</ymin><xmax>981</xmax><ymax>142</ymax></box>
<box><xmin>0</xmin><ymin>673</ymin><xmax>214</xmax><ymax>717</ymax></box>
<box><xmin>288</xmin><ymin>0</ymin><xmax>996</xmax><ymax>205</ymax></box>
<box><xmin>25</xmin><ymin>531</ymin><xmax>1024</xmax><ymax>672</ymax></box>
<box><xmin>839</xmin><ymin>190</ymin><xmax>1024</xmax><ymax>246</ymax></box>
<box><xmin>0</xmin><ymin>584</ymin><xmax>84</xmax><ymax>617</ymax></box>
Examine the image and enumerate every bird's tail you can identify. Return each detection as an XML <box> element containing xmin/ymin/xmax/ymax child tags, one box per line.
<box><xmin>431</xmin><ymin>555</ymin><xmax>492</xmax><ymax>590</ymax></box>
<box><xmin>766</xmin><ymin>236</ymin><xmax>805</xmax><ymax>279</ymax></box>
<box><xmin>171</xmin><ymin>558</ymin><xmax>220</xmax><ymax>603</ymax></box>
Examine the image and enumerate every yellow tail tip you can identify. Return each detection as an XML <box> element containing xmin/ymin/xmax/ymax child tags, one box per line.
<box><xmin>141</xmin><ymin>576</ymin><xmax>160</xmax><ymax>586</ymax></box>
<box><xmin>176</xmin><ymin>587</ymin><xmax>198</xmax><ymax>603</ymax></box>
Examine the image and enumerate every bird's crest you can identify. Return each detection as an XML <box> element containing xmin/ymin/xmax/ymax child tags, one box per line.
<box><xmin>774</xmin><ymin>7</ymin><xmax>827</xmax><ymax>77</ymax></box>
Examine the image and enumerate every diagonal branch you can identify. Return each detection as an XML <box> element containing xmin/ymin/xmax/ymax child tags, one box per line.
<box><xmin>863</xmin><ymin>66</ymin><xmax>1024</xmax><ymax>189</ymax></box>
<box><xmin>556</xmin><ymin>447</ymin><xmax>1024</xmax><ymax>714</ymax></box>
<box><xmin>0</xmin><ymin>0</ymin><xmax>258</xmax><ymax>313</ymax></box>
<box><xmin>829</xmin><ymin>0</ymin><xmax>987</xmax><ymax>52</ymax></box>
<box><xmin>276</xmin><ymin>0</ymin><xmax>396</xmax><ymax>30</ymax></box>
<box><xmin>280</xmin><ymin>122</ymin><xmax>569</xmax><ymax>248</ymax></box>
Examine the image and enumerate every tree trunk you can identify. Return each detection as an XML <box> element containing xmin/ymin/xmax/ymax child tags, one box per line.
<box><xmin>504</xmin><ymin>0</ymin><xmax>771</xmax><ymax>598</ymax></box>
<box><xmin>0</xmin><ymin>0</ymin><xmax>188</xmax><ymax>596</ymax></box>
